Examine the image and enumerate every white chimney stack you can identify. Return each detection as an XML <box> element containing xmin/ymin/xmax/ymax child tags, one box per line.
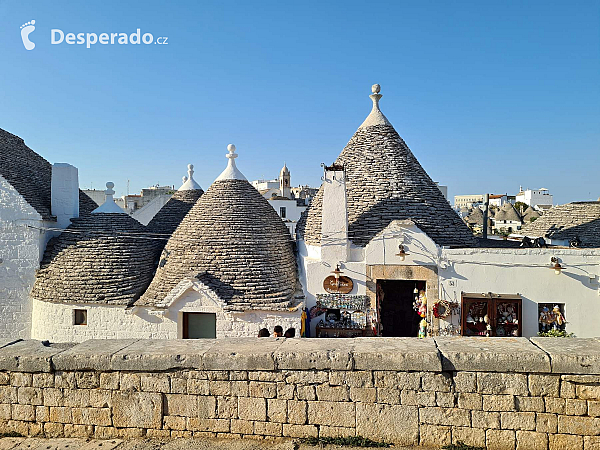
<box><xmin>51</xmin><ymin>163</ymin><xmax>79</xmax><ymax>229</ymax></box>
<box><xmin>321</xmin><ymin>165</ymin><xmax>348</xmax><ymax>263</ymax></box>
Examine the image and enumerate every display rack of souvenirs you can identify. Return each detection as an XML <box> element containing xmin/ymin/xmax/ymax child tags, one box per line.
<box><xmin>461</xmin><ymin>294</ymin><xmax>522</xmax><ymax>337</ymax></box>
<box><xmin>463</xmin><ymin>301</ymin><xmax>488</xmax><ymax>336</ymax></box>
<box><xmin>495</xmin><ymin>301</ymin><xmax>519</xmax><ymax>336</ymax></box>
<box><xmin>538</xmin><ymin>305</ymin><xmax>566</xmax><ymax>332</ymax></box>
<box><xmin>314</xmin><ymin>294</ymin><xmax>373</xmax><ymax>337</ymax></box>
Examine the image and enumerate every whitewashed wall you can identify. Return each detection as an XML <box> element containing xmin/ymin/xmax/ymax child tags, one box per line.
<box><xmin>0</xmin><ymin>175</ymin><xmax>45</xmax><ymax>339</ymax></box>
<box><xmin>130</xmin><ymin>194</ymin><xmax>171</xmax><ymax>226</ymax></box>
<box><xmin>439</xmin><ymin>248</ymin><xmax>600</xmax><ymax>338</ymax></box>
<box><xmin>31</xmin><ymin>287</ymin><xmax>301</xmax><ymax>342</ymax></box>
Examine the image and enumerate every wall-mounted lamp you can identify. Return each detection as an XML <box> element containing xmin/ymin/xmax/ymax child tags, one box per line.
<box><xmin>550</xmin><ymin>257</ymin><xmax>562</xmax><ymax>275</ymax></box>
<box><xmin>589</xmin><ymin>273</ymin><xmax>597</xmax><ymax>283</ymax></box>
<box><xmin>396</xmin><ymin>244</ymin><xmax>408</xmax><ymax>261</ymax></box>
<box><xmin>331</xmin><ymin>265</ymin><xmax>343</xmax><ymax>287</ymax></box>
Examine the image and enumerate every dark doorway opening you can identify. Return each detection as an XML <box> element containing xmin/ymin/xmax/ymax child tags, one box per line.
<box><xmin>182</xmin><ymin>312</ymin><xmax>217</xmax><ymax>339</ymax></box>
<box><xmin>377</xmin><ymin>280</ymin><xmax>426</xmax><ymax>337</ymax></box>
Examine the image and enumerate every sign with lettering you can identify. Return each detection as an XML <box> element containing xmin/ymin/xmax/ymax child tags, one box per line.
<box><xmin>323</xmin><ymin>275</ymin><xmax>353</xmax><ymax>294</ymax></box>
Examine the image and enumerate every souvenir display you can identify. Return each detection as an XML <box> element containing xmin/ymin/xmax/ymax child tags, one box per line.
<box><xmin>538</xmin><ymin>304</ymin><xmax>566</xmax><ymax>332</ymax></box>
<box><xmin>418</xmin><ymin>318</ymin><xmax>427</xmax><ymax>338</ymax></box>
<box><xmin>315</xmin><ymin>294</ymin><xmax>372</xmax><ymax>337</ymax></box>
<box><xmin>461</xmin><ymin>294</ymin><xmax>522</xmax><ymax>337</ymax></box>
<box><xmin>433</xmin><ymin>300</ymin><xmax>451</xmax><ymax>319</ymax></box>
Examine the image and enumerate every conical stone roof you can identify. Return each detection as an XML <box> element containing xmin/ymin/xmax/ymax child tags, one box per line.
<box><xmin>147</xmin><ymin>165</ymin><xmax>204</xmax><ymax>252</ymax></box>
<box><xmin>32</xmin><ymin>191</ymin><xmax>157</xmax><ymax>305</ymax></box>
<box><xmin>138</xmin><ymin>145</ymin><xmax>297</xmax><ymax>311</ymax></box>
<box><xmin>297</xmin><ymin>86</ymin><xmax>475</xmax><ymax>248</ymax></box>
<box><xmin>495</xmin><ymin>203</ymin><xmax>522</xmax><ymax>223</ymax></box>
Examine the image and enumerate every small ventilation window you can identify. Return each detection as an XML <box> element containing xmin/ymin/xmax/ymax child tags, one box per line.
<box><xmin>74</xmin><ymin>309</ymin><xmax>87</xmax><ymax>326</ymax></box>
<box><xmin>280</xmin><ymin>207</ymin><xmax>287</xmax><ymax>218</ymax></box>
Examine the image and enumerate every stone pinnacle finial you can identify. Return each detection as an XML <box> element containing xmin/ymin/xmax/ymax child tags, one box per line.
<box><xmin>216</xmin><ymin>143</ymin><xmax>246</xmax><ymax>181</ymax></box>
<box><xmin>91</xmin><ymin>181</ymin><xmax>126</xmax><ymax>214</ymax></box>
<box><xmin>178</xmin><ymin>163</ymin><xmax>202</xmax><ymax>191</ymax></box>
<box><xmin>182</xmin><ymin>176</ymin><xmax>188</xmax><ymax>184</ymax></box>
<box><xmin>359</xmin><ymin>83</ymin><xmax>391</xmax><ymax>129</ymax></box>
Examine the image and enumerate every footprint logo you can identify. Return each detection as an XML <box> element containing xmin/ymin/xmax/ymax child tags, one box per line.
<box><xmin>20</xmin><ymin>20</ymin><xmax>36</xmax><ymax>50</ymax></box>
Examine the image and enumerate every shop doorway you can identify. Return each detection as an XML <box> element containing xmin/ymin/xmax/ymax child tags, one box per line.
<box><xmin>182</xmin><ymin>312</ymin><xmax>217</xmax><ymax>339</ymax></box>
<box><xmin>377</xmin><ymin>280</ymin><xmax>425</xmax><ymax>337</ymax></box>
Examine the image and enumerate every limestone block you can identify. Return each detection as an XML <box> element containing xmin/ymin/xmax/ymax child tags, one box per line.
<box><xmin>353</xmin><ymin>338</ymin><xmax>442</xmax><ymax>371</ymax></box>
<box><xmin>516</xmin><ymin>431</ymin><xmax>549</xmax><ymax>450</ymax></box>
<box><xmin>197</xmin><ymin>395</ymin><xmax>217</xmax><ymax>419</ymax></box>
<box><xmin>89</xmin><ymin>390</ymin><xmax>111</xmax><ymax>408</ymax></box>
<box><xmin>44</xmin><ymin>422</ymin><xmax>64</xmax><ymax>437</ymax></box>
<box><xmin>471</xmin><ymin>410</ymin><xmax>500</xmax><ymax>429</ymax></box>
<box><xmin>138</xmin><ymin>374</ymin><xmax>170</xmax><ymax>393</ymax></box>
<box><xmin>558</xmin><ymin>415</ymin><xmax>600</xmax><ymax>435</ymax></box>
<box><xmin>0</xmin><ymin>372</ymin><xmax>9</xmax><ymax>385</ymax></box>
<box><xmin>249</xmin><ymin>381</ymin><xmax>276</xmax><ymax>398</ymax></box>
<box><xmin>375</xmin><ymin>388</ymin><xmax>400</xmax><ymax>405</ymax></box>
<box><xmin>477</xmin><ymin>372</ymin><xmax>528</xmax><ymax>395</ymax></box>
<box><xmin>32</xmin><ymin>373</ymin><xmax>54</xmax><ymax>388</ymax></box>
<box><xmin>147</xmin><ymin>429</ymin><xmax>171</xmax><ymax>438</ymax></box>
<box><xmin>63</xmin><ymin>389</ymin><xmax>90</xmax><ymax>407</ymax></box>
<box><xmin>531</xmin><ymin>338</ymin><xmax>600</xmax><ymax>375</ymax></box>
<box><xmin>0</xmin><ymin>341</ymin><xmax>74</xmax><ymax>372</ymax></box>
<box><xmin>164</xmin><ymin>415</ymin><xmax>187</xmax><ymax>430</ymax></box>
<box><xmin>566</xmin><ymin>398</ymin><xmax>588</xmax><ymax>416</ymax></box>
<box><xmin>0</xmin><ymin>386</ymin><xmax>17</xmax><ymax>404</ymax></box>
<box><xmin>238</xmin><ymin>397</ymin><xmax>266</xmax><ymax>421</ymax></box>
<box><xmin>274</xmin><ymin>339</ymin><xmax>352</xmax><ymax>370</ymax></box>
<box><xmin>216</xmin><ymin>396</ymin><xmax>238</xmax><ymax>419</ymax></box>
<box><xmin>34</xmin><ymin>405</ymin><xmax>48</xmax><ymax>421</ymax></box>
<box><xmin>501</xmin><ymin>412</ymin><xmax>536</xmax><ymax>430</ymax></box>
<box><xmin>349</xmin><ymin>387</ymin><xmax>377</xmax><ymax>403</ymax></box>
<box><xmin>10</xmin><ymin>372</ymin><xmax>32</xmax><ymax>387</ymax></box>
<box><xmin>584</xmin><ymin>436</ymin><xmax>600</xmax><ymax>449</ymax></box>
<box><xmin>545</xmin><ymin>397</ymin><xmax>566</xmax><ymax>414</ymax></box>
<box><xmin>419</xmin><ymin>407</ymin><xmax>471</xmax><ymax>427</ymax></box>
<box><xmin>483</xmin><ymin>395</ymin><xmax>515</xmax><ymax>411</ymax></box>
<box><xmin>187</xmin><ymin>379</ymin><xmax>209</xmax><ymax>395</ymax></box>
<box><xmin>111</xmin><ymin>339</ymin><xmax>214</xmax><ymax>371</ymax></box>
<box><xmin>99</xmin><ymin>372</ymin><xmax>120</xmax><ymax>390</ymax></box>
<box><xmin>75</xmin><ymin>372</ymin><xmax>99</xmax><ymax>389</ymax></box>
<box><xmin>165</xmin><ymin>394</ymin><xmax>198</xmax><ymax>417</ymax></box>
<box><xmin>356</xmin><ymin>403</ymin><xmax>419</xmax><ymax>445</ymax></box>
<box><xmin>248</xmin><ymin>371</ymin><xmax>283</xmax><ymax>382</ymax></box>
<box><xmin>253</xmin><ymin>421</ymin><xmax>282</xmax><ymax>436</ymax></box>
<box><xmin>307</xmin><ymin>401</ymin><xmax>355</xmax><ymax>427</ymax></box>
<box><xmin>186</xmin><ymin>418</ymin><xmax>230</xmax><ymax>433</ymax></box>
<box><xmin>453</xmin><ymin>371</ymin><xmax>477</xmax><ymax>393</ymax></box>
<box><xmin>0</xmin><ymin>403</ymin><xmax>11</xmax><ymax>420</ymax></box>
<box><xmin>117</xmin><ymin>428</ymin><xmax>145</xmax><ymax>438</ymax></box>
<box><xmin>17</xmin><ymin>387</ymin><xmax>42</xmax><ymax>405</ymax></box>
<box><xmin>577</xmin><ymin>385</ymin><xmax>600</xmax><ymax>401</ymax></box>
<box><xmin>295</xmin><ymin>385</ymin><xmax>316</xmax><ymax>401</ymax></box>
<box><xmin>284</xmin><ymin>370</ymin><xmax>328</xmax><ymax>385</ymax></box>
<box><xmin>536</xmin><ymin>413</ymin><xmax>558</xmax><ymax>433</ymax></box>
<box><xmin>53</xmin><ymin>340</ymin><xmax>138</xmax><ymax>371</ymax></box>
<box><xmin>12</xmin><ymin>404</ymin><xmax>34</xmax><ymax>421</ymax></box>
<box><xmin>209</xmin><ymin>381</ymin><xmax>231</xmax><ymax>396</ymax></box>
<box><xmin>170</xmin><ymin>377</ymin><xmax>188</xmax><ymax>394</ymax></box>
<box><xmin>452</xmin><ymin>426</ymin><xmax>486</xmax><ymax>448</ymax></box>
<box><xmin>207</xmin><ymin>371</ymin><xmax>229</xmax><ymax>381</ymax></box>
<box><xmin>230</xmin><ymin>419</ymin><xmax>253</xmax><ymax>434</ymax></box>
<box><xmin>203</xmin><ymin>339</ymin><xmax>281</xmax><ymax>371</ymax></box>
<box><xmin>314</xmin><ymin>385</ymin><xmax>349</xmax><ymax>402</ymax></box>
<box><xmin>63</xmin><ymin>424</ymin><xmax>94</xmax><ymax>438</ymax></box>
<box><xmin>549</xmin><ymin>434</ymin><xmax>584</xmax><ymax>450</ymax></box>
<box><xmin>43</xmin><ymin>388</ymin><xmax>63</xmax><ymax>407</ymax></box>
<box><xmin>120</xmin><ymin>373</ymin><xmax>140</xmax><ymax>391</ymax></box>
<box><xmin>486</xmin><ymin>429</ymin><xmax>516</xmax><ymax>450</ymax></box>
<box><xmin>400</xmin><ymin>389</ymin><xmax>436</xmax><ymax>406</ymax></box>
<box><xmin>329</xmin><ymin>371</ymin><xmax>373</xmax><ymax>388</ymax></box>
<box><xmin>589</xmin><ymin>401</ymin><xmax>600</xmax><ymax>417</ymax></box>
<box><xmin>435</xmin><ymin>337</ymin><xmax>550</xmax><ymax>373</ymax></box>
<box><xmin>276</xmin><ymin>382</ymin><xmax>294</xmax><ymax>400</ymax></box>
<box><xmin>267</xmin><ymin>398</ymin><xmax>287</xmax><ymax>423</ymax></box>
<box><xmin>282</xmin><ymin>423</ymin><xmax>318</xmax><ymax>438</ymax></box>
<box><xmin>112</xmin><ymin>391</ymin><xmax>162</xmax><ymax>428</ymax></box>
<box><xmin>230</xmin><ymin>371</ymin><xmax>248</xmax><ymax>381</ymax></box>
<box><xmin>420</xmin><ymin>424</ymin><xmax>452</xmax><ymax>447</ymax></box>
<box><xmin>71</xmin><ymin>407</ymin><xmax>111</xmax><ymax>426</ymax></box>
<box><xmin>49</xmin><ymin>406</ymin><xmax>72</xmax><ymax>423</ymax></box>
<box><xmin>529</xmin><ymin>374</ymin><xmax>560</xmax><ymax>397</ymax></box>
<box><xmin>436</xmin><ymin>392</ymin><xmax>456</xmax><ymax>408</ymax></box>
<box><xmin>287</xmin><ymin>400</ymin><xmax>307</xmax><ymax>425</ymax></box>
<box><xmin>515</xmin><ymin>396</ymin><xmax>545</xmax><ymax>412</ymax></box>
<box><xmin>458</xmin><ymin>393</ymin><xmax>483</xmax><ymax>410</ymax></box>
<box><xmin>422</xmin><ymin>372</ymin><xmax>453</xmax><ymax>392</ymax></box>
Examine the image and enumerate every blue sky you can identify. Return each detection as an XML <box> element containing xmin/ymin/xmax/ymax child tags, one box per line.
<box><xmin>0</xmin><ymin>0</ymin><xmax>598</xmax><ymax>204</ymax></box>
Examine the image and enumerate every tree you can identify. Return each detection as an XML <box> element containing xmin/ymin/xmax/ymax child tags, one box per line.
<box><xmin>514</xmin><ymin>201</ymin><xmax>528</xmax><ymax>215</ymax></box>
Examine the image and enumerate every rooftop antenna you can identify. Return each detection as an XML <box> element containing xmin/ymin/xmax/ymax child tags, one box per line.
<box><xmin>127</xmin><ymin>179</ymin><xmax>130</xmax><ymax>195</ymax></box>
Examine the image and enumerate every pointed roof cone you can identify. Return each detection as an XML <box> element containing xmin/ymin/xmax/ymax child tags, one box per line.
<box><xmin>32</xmin><ymin>183</ymin><xmax>157</xmax><ymax>305</ymax></box>
<box><xmin>139</xmin><ymin>144</ymin><xmax>297</xmax><ymax>310</ymax></box>
<box><xmin>178</xmin><ymin>164</ymin><xmax>202</xmax><ymax>191</ymax></box>
<box><xmin>147</xmin><ymin>164</ymin><xmax>204</xmax><ymax>243</ymax></box>
<box><xmin>298</xmin><ymin>85</ymin><xmax>476</xmax><ymax>248</ymax></box>
<box><xmin>91</xmin><ymin>182</ymin><xmax>126</xmax><ymax>214</ymax></box>
<box><xmin>280</xmin><ymin>162</ymin><xmax>290</xmax><ymax>176</ymax></box>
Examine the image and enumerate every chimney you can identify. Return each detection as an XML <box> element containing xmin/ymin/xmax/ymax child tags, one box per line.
<box><xmin>51</xmin><ymin>163</ymin><xmax>79</xmax><ymax>229</ymax></box>
<box><xmin>321</xmin><ymin>164</ymin><xmax>348</xmax><ymax>263</ymax></box>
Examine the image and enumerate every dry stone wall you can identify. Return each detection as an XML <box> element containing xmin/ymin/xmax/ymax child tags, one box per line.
<box><xmin>0</xmin><ymin>337</ymin><xmax>599</xmax><ymax>449</ymax></box>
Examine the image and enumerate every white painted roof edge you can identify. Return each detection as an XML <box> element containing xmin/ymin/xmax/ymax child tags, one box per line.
<box><xmin>178</xmin><ymin>164</ymin><xmax>203</xmax><ymax>191</ymax></box>
<box><xmin>359</xmin><ymin>84</ymin><xmax>392</xmax><ymax>129</ymax></box>
<box><xmin>215</xmin><ymin>144</ymin><xmax>247</xmax><ymax>181</ymax></box>
<box><xmin>91</xmin><ymin>182</ymin><xmax>126</xmax><ymax>214</ymax></box>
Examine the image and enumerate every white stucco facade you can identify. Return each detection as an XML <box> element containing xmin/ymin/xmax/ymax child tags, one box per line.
<box><xmin>0</xmin><ymin>175</ymin><xmax>44</xmax><ymax>339</ymax></box>
<box><xmin>516</xmin><ymin>188</ymin><xmax>553</xmax><ymax>208</ymax></box>
<box><xmin>31</xmin><ymin>280</ymin><xmax>302</xmax><ymax>343</ymax></box>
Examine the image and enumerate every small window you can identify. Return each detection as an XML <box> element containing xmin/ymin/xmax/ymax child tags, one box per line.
<box><xmin>280</xmin><ymin>207</ymin><xmax>286</xmax><ymax>218</ymax></box>
<box><xmin>74</xmin><ymin>309</ymin><xmax>87</xmax><ymax>326</ymax></box>
<box><xmin>538</xmin><ymin>303</ymin><xmax>566</xmax><ymax>333</ymax></box>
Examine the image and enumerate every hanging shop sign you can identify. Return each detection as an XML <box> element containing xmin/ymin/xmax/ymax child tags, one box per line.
<box><xmin>323</xmin><ymin>275</ymin><xmax>353</xmax><ymax>294</ymax></box>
